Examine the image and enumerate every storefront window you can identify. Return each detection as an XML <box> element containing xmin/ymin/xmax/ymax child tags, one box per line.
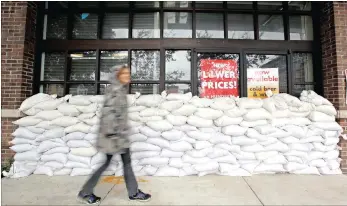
<box><xmin>196</xmin><ymin>1</ymin><xmax>223</xmax><ymax>8</ymax></box>
<box><xmin>76</xmin><ymin>2</ymin><xmax>99</xmax><ymax>8</ymax></box>
<box><xmin>164</xmin><ymin>12</ymin><xmax>192</xmax><ymax>38</ymax></box>
<box><xmin>69</xmin><ymin>51</ymin><xmax>96</xmax><ymax>81</ymax></box>
<box><xmin>164</xmin><ymin>1</ymin><xmax>191</xmax><ymax>8</ymax></box>
<box><xmin>131</xmin><ymin>50</ymin><xmax>160</xmax><ymax>80</ymax></box>
<box><xmin>166</xmin><ymin>84</ymin><xmax>191</xmax><ymax>94</ymax></box>
<box><xmin>228</xmin><ymin>14</ymin><xmax>254</xmax><ymax>39</ymax></box>
<box><xmin>165</xmin><ymin>50</ymin><xmax>191</xmax><ymax>81</ymax></box>
<box><xmin>132</xmin><ymin>13</ymin><xmax>160</xmax><ymax>38</ymax></box>
<box><xmin>69</xmin><ymin>84</ymin><xmax>96</xmax><ymax>95</ymax></box>
<box><xmin>41</xmin><ymin>52</ymin><xmax>65</xmax><ymax>81</ymax></box>
<box><xmin>130</xmin><ymin>84</ymin><xmax>160</xmax><ymax>94</ymax></box>
<box><xmin>44</xmin><ymin>14</ymin><xmax>67</xmax><ymax>40</ymax></box>
<box><xmin>288</xmin><ymin>1</ymin><xmax>311</xmax><ymax>11</ymax></box>
<box><xmin>293</xmin><ymin>53</ymin><xmax>313</xmax><ymax>83</ymax></box>
<box><xmin>40</xmin><ymin>84</ymin><xmax>64</xmax><ymax>97</ymax></box>
<box><xmin>105</xmin><ymin>2</ymin><xmax>129</xmax><ymax>8</ymax></box>
<box><xmin>134</xmin><ymin>1</ymin><xmax>160</xmax><ymax>8</ymax></box>
<box><xmin>102</xmin><ymin>13</ymin><xmax>129</xmax><ymax>39</ymax></box>
<box><xmin>72</xmin><ymin>13</ymin><xmax>98</xmax><ymax>39</ymax></box>
<box><xmin>227</xmin><ymin>1</ymin><xmax>253</xmax><ymax>9</ymax></box>
<box><xmin>289</xmin><ymin>16</ymin><xmax>313</xmax><ymax>40</ymax></box>
<box><xmin>257</xmin><ymin>1</ymin><xmax>283</xmax><ymax>10</ymax></box>
<box><xmin>196</xmin><ymin>13</ymin><xmax>224</xmax><ymax>38</ymax></box>
<box><xmin>100</xmin><ymin>51</ymin><xmax>128</xmax><ymax>81</ymax></box>
<box><xmin>258</xmin><ymin>15</ymin><xmax>284</xmax><ymax>40</ymax></box>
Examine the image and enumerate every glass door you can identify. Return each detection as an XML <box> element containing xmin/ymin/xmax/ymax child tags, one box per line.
<box><xmin>196</xmin><ymin>52</ymin><xmax>240</xmax><ymax>98</ymax></box>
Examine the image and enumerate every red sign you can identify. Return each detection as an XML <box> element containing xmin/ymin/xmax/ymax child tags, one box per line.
<box><xmin>200</xmin><ymin>59</ymin><xmax>239</xmax><ymax>98</ymax></box>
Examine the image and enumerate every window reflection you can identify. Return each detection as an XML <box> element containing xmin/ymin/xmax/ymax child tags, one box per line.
<box><xmin>70</xmin><ymin>51</ymin><xmax>96</xmax><ymax>81</ymax></box>
<box><xmin>72</xmin><ymin>13</ymin><xmax>98</xmax><ymax>39</ymax></box>
<box><xmin>228</xmin><ymin>14</ymin><xmax>254</xmax><ymax>39</ymax></box>
<box><xmin>164</xmin><ymin>12</ymin><xmax>192</xmax><ymax>38</ymax></box>
<box><xmin>100</xmin><ymin>51</ymin><xmax>128</xmax><ymax>81</ymax></box>
<box><xmin>196</xmin><ymin>13</ymin><xmax>224</xmax><ymax>39</ymax></box>
<box><xmin>259</xmin><ymin>15</ymin><xmax>284</xmax><ymax>40</ymax></box>
<box><xmin>292</xmin><ymin>53</ymin><xmax>313</xmax><ymax>83</ymax></box>
<box><xmin>102</xmin><ymin>13</ymin><xmax>129</xmax><ymax>39</ymax></box>
<box><xmin>289</xmin><ymin>16</ymin><xmax>313</xmax><ymax>40</ymax></box>
<box><xmin>130</xmin><ymin>84</ymin><xmax>160</xmax><ymax>94</ymax></box>
<box><xmin>41</xmin><ymin>53</ymin><xmax>65</xmax><ymax>81</ymax></box>
<box><xmin>40</xmin><ymin>84</ymin><xmax>64</xmax><ymax>97</ymax></box>
<box><xmin>133</xmin><ymin>13</ymin><xmax>160</xmax><ymax>38</ymax></box>
<box><xmin>69</xmin><ymin>84</ymin><xmax>95</xmax><ymax>95</ymax></box>
<box><xmin>165</xmin><ymin>50</ymin><xmax>191</xmax><ymax>81</ymax></box>
<box><xmin>131</xmin><ymin>50</ymin><xmax>160</xmax><ymax>80</ymax></box>
<box><xmin>166</xmin><ymin>84</ymin><xmax>191</xmax><ymax>94</ymax></box>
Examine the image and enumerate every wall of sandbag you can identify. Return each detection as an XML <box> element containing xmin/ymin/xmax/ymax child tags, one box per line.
<box><xmin>6</xmin><ymin>91</ymin><xmax>344</xmax><ymax>178</ymax></box>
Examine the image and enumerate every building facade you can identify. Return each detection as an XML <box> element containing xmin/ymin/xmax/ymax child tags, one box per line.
<box><xmin>1</xmin><ymin>1</ymin><xmax>347</xmax><ymax>173</ymax></box>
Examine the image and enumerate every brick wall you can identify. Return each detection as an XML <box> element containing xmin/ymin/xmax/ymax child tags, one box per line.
<box><xmin>1</xmin><ymin>1</ymin><xmax>37</xmax><ymax>163</ymax></box>
<box><xmin>320</xmin><ymin>2</ymin><xmax>347</xmax><ymax>173</ymax></box>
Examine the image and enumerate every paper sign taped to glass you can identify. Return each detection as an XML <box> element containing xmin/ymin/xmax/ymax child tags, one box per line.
<box><xmin>247</xmin><ymin>68</ymin><xmax>279</xmax><ymax>99</ymax></box>
<box><xmin>200</xmin><ymin>59</ymin><xmax>239</xmax><ymax>99</ymax></box>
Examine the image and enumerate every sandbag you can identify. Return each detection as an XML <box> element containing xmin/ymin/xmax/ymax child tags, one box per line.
<box><xmin>193</xmin><ymin>161</ymin><xmax>219</xmax><ymax>172</ymax></box>
<box><xmin>10</xmin><ymin>144</ymin><xmax>36</xmax><ymax>153</ymax></box>
<box><xmin>44</xmin><ymin>147</ymin><xmax>70</xmax><ymax>155</ymax></box>
<box><xmin>36</xmin><ymin>121</ymin><xmax>55</xmax><ymax>130</ymax></box>
<box><xmin>34</xmin><ymin>165</ymin><xmax>54</xmax><ymax>176</ymax></box>
<box><xmin>166</xmin><ymin>114</ymin><xmax>188</xmax><ymax>126</ymax></box>
<box><xmin>209</xmin><ymin>133</ymin><xmax>232</xmax><ymax>145</ymax></box>
<box><xmin>309</xmin><ymin>111</ymin><xmax>335</xmax><ymax>122</ymax></box>
<box><xmin>14</xmin><ymin>151</ymin><xmax>40</xmax><ymax>161</ymax></box>
<box><xmin>189</xmin><ymin>96</ymin><xmax>213</xmax><ymax>108</ymax></box>
<box><xmin>67</xmin><ymin>140</ymin><xmax>92</xmax><ymax>148</ymax></box>
<box><xmin>169</xmin><ymin>158</ymin><xmax>190</xmax><ymax>168</ymax></box>
<box><xmin>129</xmin><ymin>133</ymin><xmax>147</xmax><ymax>143</ymax></box>
<box><xmin>35</xmin><ymin>110</ymin><xmax>63</xmax><ymax>121</ymax></box>
<box><xmin>169</xmin><ymin>141</ymin><xmax>193</xmax><ymax>152</ymax></box>
<box><xmin>240</xmin><ymin>120</ymin><xmax>268</xmax><ymax>128</ymax></box>
<box><xmin>215</xmin><ymin>143</ymin><xmax>241</xmax><ymax>153</ymax></box>
<box><xmin>172</xmin><ymin>105</ymin><xmax>197</xmax><ymax>116</ymax></box>
<box><xmin>187</xmin><ymin>116</ymin><xmax>213</xmax><ymax>128</ymax></box>
<box><xmin>139</xmin><ymin>126</ymin><xmax>161</xmax><ymax>138</ymax></box>
<box><xmin>208</xmin><ymin>148</ymin><xmax>230</xmax><ymax>159</ymax></box>
<box><xmin>9</xmin><ymin>137</ymin><xmax>36</xmax><ymax>145</ymax></box>
<box><xmin>38</xmin><ymin>128</ymin><xmax>65</xmax><ymax>141</ymax></box>
<box><xmin>264</xmin><ymin>141</ymin><xmax>290</xmax><ymax>152</ymax></box>
<box><xmin>13</xmin><ymin>116</ymin><xmax>42</xmax><ymax>127</ymax></box>
<box><xmin>65</xmin><ymin>123</ymin><xmax>91</xmax><ymax>134</ymax></box>
<box><xmin>146</xmin><ymin>120</ymin><xmax>173</xmax><ymax>132</ymax></box>
<box><xmin>194</xmin><ymin>141</ymin><xmax>212</xmax><ymax>150</ymax></box>
<box><xmin>140</xmin><ymin>108</ymin><xmax>169</xmax><ymax>117</ymax></box>
<box><xmin>160</xmin><ymin>100</ymin><xmax>184</xmax><ymax>112</ymax></box>
<box><xmin>131</xmin><ymin>151</ymin><xmax>160</xmax><ymax>160</ymax></box>
<box><xmin>146</xmin><ymin>137</ymin><xmax>170</xmax><ymax>148</ymax></box>
<box><xmin>182</xmin><ymin>155</ymin><xmax>211</xmax><ymax>164</ymax></box>
<box><xmin>243</xmin><ymin>108</ymin><xmax>271</xmax><ymax>121</ymax></box>
<box><xmin>231</xmin><ymin>136</ymin><xmax>257</xmax><ymax>146</ymax></box>
<box><xmin>58</xmin><ymin>103</ymin><xmax>80</xmax><ymax>116</ymax></box>
<box><xmin>70</xmin><ymin>147</ymin><xmax>97</xmax><ymax>157</ymax></box>
<box><xmin>237</xmin><ymin>98</ymin><xmax>263</xmax><ymax>109</ymax></box>
<box><xmin>54</xmin><ymin>168</ymin><xmax>72</xmax><ymax>175</ymax></box>
<box><xmin>139</xmin><ymin>157</ymin><xmax>169</xmax><ymax>166</ymax></box>
<box><xmin>315</xmin><ymin>105</ymin><xmax>337</xmax><ymax>116</ymax></box>
<box><xmin>19</xmin><ymin>93</ymin><xmax>56</xmax><ymax>111</ymax></box>
<box><xmin>12</xmin><ymin>127</ymin><xmax>38</xmax><ymax>140</ymax></box>
<box><xmin>195</xmin><ymin>108</ymin><xmax>223</xmax><ymax>120</ymax></box>
<box><xmin>210</xmin><ymin>98</ymin><xmax>236</xmax><ymax>111</ymax></box>
<box><xmin>161</xmin><ymin>130</ymin><xmax>184</xmax><ymax>141</ymax></box>
<box><xmin>155</xmin><ymin>166</ymin><xmax>180</xmax><ymax>176</ymax></box>
<box><xmin>225</xmin><ymin>107</ymin><xmax>248</xmax><ymax>118</ymax></box>
<box><xmin>136</xmin><ymin>94</ymin><xmax>164</xmax><ymax>107</ymax></box>
<box><xmin>242</xmin><ymin>144</ymin><xmax>265</xmax><ymax>153</ymax></box>
<box><xmin>254</xmin><ymin>125</ymin><xmax>276</xmax><ymax>135</ymax></box>
<box><xmin>63</xmin><ymin>132</ymin><xmax>86</xmax><ymax>142</ymax></box>
<box><xmin>264</xmin><ymin>155</ymin><xmax>287</xmax><ymax>164</ymax></box>
<box><xmin>26</xmin><ymin>126</ymin><xmax>45</xmax><ymax>134</ymax></box>
<box><xmin>186</xmin><ymin>130</ymin><xmax>211</xmax><ymax>141</ymax></box>
<box><xmin>37</xmin><ymin>140</ymin><xmax>65</xmax><ymax>153</ymax></box>
<box><xmin>76</xmin><ymin>103</ymin><xmax>98</xmax><ymax>114</ymax></box>
<box><xmin>128</xmin><ymin>106</ymin><xmax>146</xmax><ymax>113</ymax></box>
<box><xmin>222</xmin><ymin>125</ymin><xmax>247</xmax><ymax>136</ymax></box>
<box><xmin>68</xmin><ymin>153</ymin><xmax>91</xmax><ymax>165</ymax></box>
<box><xmin>130</xmin><ymin>142</ymin><xmax>161</xmax><ymax>152</ymax></box>
<box><xmin>254</xmin><ymin>163</ymin><xmax>285</xmax><ymax>173</ymax></box>
<box><xmin>160</xmin><ymin>149</ymin><xmax>184</xmax><ymax>158</ymax></box>
<box><xmin>71</xmin><ymin>168</ymin><xmax>93</xmax><ymax>176</ymax></box>
<box><xmin>186</xmin><ymin>148</ymin><xmax>213</xmax><ymax>158</ymax></box>
<box><xmin>214</xmin><ymin>116</ymin><xmax>242</xmax><ymax>127</ymax></box>
<box><xmin>44</xmin><ymin>161</ymin><xmax>65</xmax><ymax>170</ymax></box>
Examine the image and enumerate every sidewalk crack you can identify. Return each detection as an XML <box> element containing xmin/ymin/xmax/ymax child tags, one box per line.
<box><xmin>242</xmin><ymin>177</ymin><xmax>264</xmax><ymax>206</ymax></box>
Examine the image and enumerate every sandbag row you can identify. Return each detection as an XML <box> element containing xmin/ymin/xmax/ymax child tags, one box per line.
<box><xmin>5</xmin><ymin>90</ymin><xmax>343</xmax><ymax>178</ymax></box>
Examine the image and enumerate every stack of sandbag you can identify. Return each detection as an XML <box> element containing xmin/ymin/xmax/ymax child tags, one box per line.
<box><xmin>6</xmin><ymin>90</ymin><xmax>344</xmax><ymax>178</ymax></box>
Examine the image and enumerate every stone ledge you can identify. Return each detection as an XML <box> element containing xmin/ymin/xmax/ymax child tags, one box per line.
<box><xmin>1</xmin><ymin>109</ymin><xmax>24</xmax><ymax>118</ymax></box>
<box><xmin>337</xmin><ymin>110</ymin><xmax>347</xmax><ymax>119</ymax></box>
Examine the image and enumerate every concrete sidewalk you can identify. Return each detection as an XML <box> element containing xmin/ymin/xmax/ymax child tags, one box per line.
<box><xmin>2</xmin><ymin>175</ymin><xmax>347</xmax><ymax>205</ymax></box>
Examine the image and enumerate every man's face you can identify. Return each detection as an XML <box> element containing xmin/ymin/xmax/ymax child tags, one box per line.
<box><xmin>117</xmin><ymin>67</ymin><xmax>131</xmax><ymax>85</ymax></box>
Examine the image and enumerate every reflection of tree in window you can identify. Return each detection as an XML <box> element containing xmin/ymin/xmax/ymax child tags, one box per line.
<box><xmin>131</xmin><ymin>51</ymin><xmax>160</xmax><ymax>80</ymax></box>
<box><xmin>72</xmin><ymin>13</ymin><xmax>98</xmax><ymax>39</ymax></box>
<box><xmin>46</xmin><ymin>15</ymin><xmax>67</xmax><ymax>39</ymax></box>
<box><xmin>70</xmin><ymin>51</ymin><xmax>96</xmax><ymax>81</ymax></box>
<box><xmin>165</xmin><ymin>50</ymin><xmax>191</xmax><ymax>81</ymax></box>
<box><xmin>43</xmin><ymin>53</ymin><xmax>65</xmax><ymax>81</ymax></box>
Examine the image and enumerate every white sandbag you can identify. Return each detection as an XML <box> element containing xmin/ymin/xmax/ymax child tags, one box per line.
<box><xmin>254</xmin><ymin>125</ymin><xmax>276</xmax><ymax>135</ymax></box>
<box><xmin>322</xmin><ymin>130</ymin><xmax>339</xmax><ymax>138</ymax></box>
<box><xmin>218</xmin><ymin>168</ymin><xmax>251</xmax><ymax>176</ymax></box>
<box><xmin>315</xmin><ymin>105</ymin><xmax>337</xmax><ymax>116</ymax></box>
<box><xmin>237</xmin><ymin>98</ymin><xmax>263</xmax><ymax>109</ymax></box>
<box><xmin>155</xmin><ymin>166</ymin><xmax>180</xmax><ymax>176</ymax></box>
<box><xmin>83</xmin><ymin>116</ymin><xmax>99</xmax><ymax>126</ymax></box>
<box><xmin>42</xmin><ymin>153</ymin><xmax>68</xmax><ymax>164</ymax></box>
<box><xmin>180</xmin><ymin>166</ymin><xmax>199</xmax><ymax>176</ymax></box>
<box><xmin>309</xmin><ymin>111</ymin><xmax>335</xmax><ymax>122</ymax></box>
<box><xmin>139</xmin><ymin>126</ymin><xmax>161</xmax><ymax>138</ymax></box>
<box><xmin>129</xmin><ymin>133</ymin><xmax>147</xmax><ymax>143</ymax></box>
<box><xmin>169</xmin><ymin>141</ymin><xmax>193</xmax><ymax>152</ymax></box>
<box><xmin>186</xmin><ymin>130</ymin><xmax>211</xmax><ymax>141</ymax></box>
<box><xmin>160</xmin><ymin>100</ymin><xmax>184</xmax><ymax>112</ymax></box>
<box><xmin>215</xmin><ymin>143</ymin><xmax>241</xmax><ymax>153</ymax></box>
<box><xmin>284</xmin><ymin>150</ymin><xmax>308</xmax><ymax>159</ymax></box>
<box><xmin>193</xmin><ymin>161</ymin><xmax>219</xmax><ymax>172</ymax></box>
<box><xmin>9</xmin><ymin>137</ymin><xmax>36</xmax><ymax>145</ymax></box>
<box><xmin>324</xmin><ymin>137</ymin><xmax>339</xmax><ymax>146</ymax></box>
<box><xmin>186</xmin><ymin>148</ymin><xmax>213</xmax><ymax>158</ymax></box>
<box><xmin>89</xmin><ymin>95</ymin><xmax>104</xmax><ymax>104</ymax></box>
<box><xmin>127</xmin><ymin>126</ymin><xmax>140</xmax><ymax>136</ymax></box>
<box><xmin>262</xmin><ymin>98</ymin><xmax>276</xmax><ymax>113</ymax></box>
<box><xmin>219</xmin><ymin>163</ymin><xmax>240</xmax><ymax>174</ymax></box>
<box><xmin>254</xmin><ymin>163</ymin><xmax>285</xmax><ymax>173</ymax></box>
<box><xmin>264</xmin><ymin>141</ymin><xmax>290</xmax><ymax>152</ymax></box>
<box><xmin>269</xmin><ymin>118</ymin><xmax>290</xmax><ymax>127</ymax></box>
<box><xmin>139</xmin><ymin>157</ymin><xmax>169</xmax><ymax>166</ymax></box>
<box><xmin>68</xmin><ymin>95</ymin><xmax>91</xmax><ymax>106</ymax></box>
<box><xmin>259</xmin><ymin>137</ymin><xmax>278</xmax><ymax>146</ymax></box>
<box><xmin>189</xmin><ymin>96</ymin><xmax>213</xmax><ymax>108</ymax></box>
<box><xmin>194</xmin><ymin>141</ymin><xmax>212</xmax><ymax>150</ymax></box>
<box><xmin>68</xmin><ymin>153</ymin><xmax>91</xmax><ymax>165</ymax></box>
<box><xmin>241</xmin><ymin>144</ymin><xmax>265</xmax><ymax>153</ymax></box>
<box><xmin>91</xmin><ymin>152</ymin><xmax>106</xmax><ymax>165</ymax></box>
<box><xmin>209</xmin><ymin>133</ymin><xmax>232</xmax><ymax>145</ymax></box>
<box><xmin>289</xmin><ymin>143</ymin><xmax>312</xmax><ymax>152</ymax></box>
<box><xmin>10</xmin><ymin>144</ymin><xmax>35</xmax><ymax>153</ymax></box>
<box><xmin>127</xmin><ymin>93</ymin><xmax>140</xmax><ymax>106</ymax></box>
<box><xmin>136</xmin><ymin>94</ymin><xmax>164</xmax><ymax>107</ymax></box>
<box><xmin>84</xmin><ymin>133</ymin><xmax>97</xmax><ymax>141</ymax></box>
<box><xmin>214</xmin><ymin>116</ymin><xmax>242</xmax><ymax>127</ymax></box>
<box><xmin>13</xmin><ymin>116</ymin><xmax>42</xmax><ymax>127</ymax></box>
<box><xmin>23</xmin><ymin>107</ymin><xmax>42</xmax><ymax>116</ymax></box>
<box><xmin>311</xmin><ymin>122</ymin><xmax>342</xmax><ymax>131</ymax></box>
<box><xmin>12</xmin><ymin>127</ymin><xmax>38</xmax><ymax>140</ymax></box>
<box><xmin>130</xmin><ymin>142</ymin><xmax>161</xmax><ymax>152</ymax></box>
<box><xmin>146</xmin><ymin>120</ymin><xmax>173</xmax><ymax>132</ymax></box>
<box><xmin>172</xmin><ymin>105</ymin><xmax>197</xmax><ymax>116</ymax></box>
<box><xmin>318</xmin><ymin>167</ymin><xmax>342</xmax><ymax>175</ymax></box>
<box><xmin>35</xmin><ymin>110</ymin><xmax>63</xmax><ymax>121</ymax></box>
<box><xmin>292</xmin><ymin>167</ymin><xmax>320</xmax><ymax>175</ymax></box>
<box><xmin>140</xmin><ymin>108</ymin><xmax>169</xmax><ymax>117</ymax></box>
<box><xmin>38</xmin><ymin>128</ymin><xmax>65</xmax><ymax>141</ymax></box>
<box><xmin>327</xmin><ymin>159</ymin><xmax>340</xmax><ymax>170</ymax></box>
<box><xmin>169</xmin><ymin>158</ymin><xmax>189</xmax><ymax>168</ymax></box>
<box><xmin>324</xmin><ymin>150</ymin><xmax>339</xmax><ymax>160</ymax></box>
<box><xmin>208</xmin><ymin>148</ymin><xmax>230</xmax><ymax>159</ymax></box>
<box><xmin>37</xmin><ymin>140</ymin><xmax>65</xmax><ymax>153</ymax></box>
<box><xmin>70</xmin><ymin>147</ymin><xmax>97</xmax><ymax>157</ymax></box>
<box><xmin>76</xmin><ymin>103</ymin><xmax>98</xmax><ymax>114</ymax></box>
<box><xmin>65</xmin><ymin>123</ymin><xmax>91</xmax><ymax>134</ymax></box>
<box><xmin>286</xmin><ymin>156</ymin><xmax>304</xmax><ymax>164</ymax></box>
<box><xmin>167</xmin><ymin>92</ymin><xmax>192</xmax><ymax>102</ymax></box>
<box><xmin>57</xmin><ymin>103</ymin><xmax>80</xmax><ymax>116</ymax></box>
<box><xmin>131</xmin><ymin>151</ymin><xmax>160</xmax><ymax>160</ymax></box>
<box><xmin>146</xmin><ymin>137</ymin><xmax>170</xmax><ymax>148</ymax></box>
<box><xmin>214</xmin><ymin>155</ymin><xmax>238</xmax><ymax>164</ymax></box>
<box><xmin>44</xmin><ymin>161</ymin><xmax>64</xmax><ymax>170</ymax></box>
<box><xmin>36</xmin><ymin>121</ymin><xmax>55</xmax><ymax>130</ymax></box>
<box><xmin>175</xmin><ymin>125</ymin><xmax>198</xmax><ymax>132</ymax></box>
<box><xmin>33</xmin><ymin>98</ymin><xmax>63</xmax><ymax>111</ymax></box>
<box><xmin>195</xmin><ymin>108</ymin><xmax>223</xmax><ymax>120</ymax></box>
<box><xmin>161</xmin><ymin>130</ymin><xmax>184</xmax><ymax>141</ymax></box>
<box><xmin>34</xmin><ymin>165</ymin><xmax>54</xmax><ymax>176</ymax></box>
<box><xmin>307</xmin><ymin>151</ymin><xmax>324</xmax><ymax>161</ymax></box>
<box><xmin>19</xmin><ymin>93</ymin><xmax>56</xmax><ymax>111</ymax></box>
<box><xmin>44</xmin><ymin>147</ymin><xmax>70</xmax><ymax>155</ymax></box>
<box><xmin>182</xmin><ymin>155</ymin><xmax>211</xmax><ymax>164</ymax></box>
<box><xmin>240</xmin><ymin>120</ymin><xmax>268</xmax><ymax>128</ymax></box>
<box><xmin>231</xmin><ymin>136</ymin><xmax>257</xmax><ymax>146</ymax></box>
<box><xmin>280</xmin><ymin>136</ymin><xmax>300</xmax><ymax>144</ymax></box>
<box><xmin>54</xmin><ymin>168</ymin><xmax>72</xmax><ymax>175</ymax></box>
<box><xmin>225</xmin><ymin>107</ymin><xmax>248</xmax><ymax>118</ymax></box>
<box><xmin>268</xmin><ymin>128</ymin><xmax>291</xmax><ymax>138</ymax></box>
<box><xmin>222</xmin><ymin>125</ymin><xmax>247</xmax><ymax>136</ymax></box>
<box><xmin>264</xmin><ymin>155</ymin><xmax>287</xmax><ymax>164</ymax></box>
<box><xmin>300</xmin><ymin>136</ymin><xmax>324</xmax><ymax>143</ymax></box>
<box><xmin>210</xmin><ymin>98</ymin><xmax>236</xmax><ymax>111</ymax></box>
<box><xmin>285</xmin><ymin>162</ymin><xmax>308</xmax><ymax>172</ymax></box>
<box><xmin>67</xmin><ymin>140</ymin><xmax>92</xmax><ymax>148</ymax></box>
<box><xmin>242</xmin><ymin>162</ymin><xmax>260</xmax><ymax>173</ymax></box>
<box><xmin>14</xmin><ymin>151</ymin><xmax>40</xmax><ymax>161</ymax></box>
<box><xmin>166</xmin><ymin>114</ymin><xmax>188</xmax><ymax>126</ymax></box>
<box><xmin>233</xmin><ymin>151</ymin><xmax>256</xmax><ymax>160</ymax></box>
<box><xmin>160</xmin><ymin>149</ymin><xmax>184</xmax><ymax>158</ymax></box>
<box><xmin>187</xmin><ymin>116</ymin><xmax>213</xmax><ymax>128</ymax></box>
<box><xmin>244</xmin><ymin>128</ymin><xmax>266</xmax><ymax>141</ymax></box>
<box><xmin>282</xmin><ymin>125</ymin><xmax>308</xmax><ymax>139</ymax></box>
<box><xmin>71</xmin><ymin>168</ymin><xmax>93</xmax><ymax>176</ymax></box>
<box><xmin>288</xmin><ymin>117</ymin><xmax>311</xmax><ymax>126</ymax></box>
<box><xmin>63</xmin><ymin>132</ymin><xmax>86</xmax><ymax>142</ymax></box>
<box><xmin>289</xmin><ymin>111</ymin><xmax>311</xmax><ymax>118</ymax></box>
<box><xmin>244</xmin><ymin>108</ymin><xmax>271</xmax><ymax>121</ymax></box>
<box><xmin>26</xmin><ymin>126</ymin><xmax>45</xmax><ymax>134</ymax></box>
<box><xmin>309</xmin><ymin>159</ymin><xmax>327</xmax><ymax>168</ymax></box>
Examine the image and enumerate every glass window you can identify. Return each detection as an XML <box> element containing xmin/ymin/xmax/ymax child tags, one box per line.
<box><xmin>100</xmin><ymin>51</ymin><xmax>128</xmax><ymax>81</ymax></box>
<box><xmin>196</xmin><ymin>13</ymin><xmax>224</xmax><ymax>39</ymax></box>
<box><xmin>105</xmin><ymin>2</ymin><xmax>129</xmax><ymax>7</ymax></box>
<box><xmin>288</xmin><ymin>1</ymin><xmax>311</xmax><ymax>11</ymax></box>
<box><xmin>47</xmin><ymin>1</ymin><xmax>68</xmax><ymax>9</ymax></box>
<box><xmin>135</xmin><ymin>1</ymin><xmax>160</xmax><ymax>8</ymax></box>
<box><xmin>102</xmin><ymin>13</ymin><xmax>129</xmax><ymax>39</ymax></box>
<box><xmin>164</xmin><ymin>1</ymin><xmax>191</xmax><ymax>8</ymax></box>
<box><xmin>69</xmin><ymin>84</ymin><xmax>95</xmax><ymax>95</ymax></box>
<box><xmin>41</xmin><ymin>53</ymin><xmax>65</xmax><ymax>81</ymax></box>
<box><xmin>228</xmin><ymin>1</ymin><xmax>253</xmax><ymax>9</ymax></box>
<box><xmin>40</xmin><ymin>84</ymin><xmax>64</xmax><ymax>97</ymax></box>
<box><xmin>228</xmin><ymin>14</ymin><xmax>254</xmax><ymax>39</ymax></box>
<box><xmin>164</xmin><ymin>12</ymin><xmax>192</xmax><ymax>38</ymax></box>
<box><xmin>76</xmin><ymin>2</ymin><xmax>99</xmax><ymax>8</ymax></box>
<box><xmin>131</xmin><ymin>50</ymin><xmax>160</xmax><ymax>80</ymax></box>
<box><xmin>166</xmin><ymin>84</ymin><xmax>191</xmax><ymax>94</ymax></box>
<box><xmin>100</xmin><ymin>84</ymin><xmax>110</xmax><ymax>94</ymax></box>
<box><xmin>196</xmin><ymin>1</ymin><xmax>223</xmax><ymax>8</ymax></box>
<box><xmin>293</xmin><ymin>84</ymin><xmax>314</xmax><ymax>97</ymax></box>
<box><xmin>130</xmin><ymin>84</ymin><xmax>160</xmax><ymax>94</ymax></box>
<box><xmin>292</xmin><ymin>53</ymin><xmax>313</xmax><ymax>83</ymax></box>
<box><xmin>259</xmin><ymin>15</ymin><xmax>284</xmax><ymax>40</ymax></box>
<box><xmin>289</xmin><ymin>16</ymin><xmax>313</xmax><ymax>40</ymax></box>
<box><xmin>45</xmin><ymin>14</ymin><xmax>67</xmax><ymax>40</ymax></box>
<box><xmin>72</xmin><ymin>13</ymin><xmax>98</xmax><ymax>39</ymax></box>
<box><xmin>246</xmin><ymin>54</ymin><xmax>287</xmax><ymax>94</ymax></box>
<box><xmin>70</xmin><ymin>51</ymin><xmax>96</xmax><ymax>81</ymax></box>
<box><xmin>258</xmin><ymin>1</ymin><xmax>283</xmax><ymax>10</ymax></box>
<box><xmin>133</xmin><ymin>13</ymin><xmax>160</xmax><ymax>38</ymax></box>
<box><xmin>165</xmin><ymin>50</ymin><xmax>191</xmax><ymax>81</ymax></box>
